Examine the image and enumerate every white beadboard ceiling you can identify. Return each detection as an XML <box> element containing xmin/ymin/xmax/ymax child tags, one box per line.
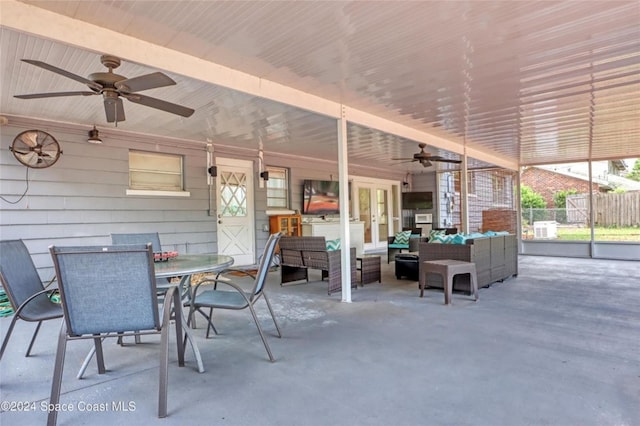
<box><xmin>1</xmin><ymin>0</ymin><xmax>639</xmax><ymax>173</ymax></box>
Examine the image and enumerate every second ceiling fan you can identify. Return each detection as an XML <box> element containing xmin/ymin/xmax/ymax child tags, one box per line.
<box><xmin>14</xmin><ymin>55</ymin><xmax>195</xmax><ymax>124</ymax></box>
<box><xmin>392</xmin><ymin>143</ymin><xmax>462</xmax><ymax>167</ymax></box>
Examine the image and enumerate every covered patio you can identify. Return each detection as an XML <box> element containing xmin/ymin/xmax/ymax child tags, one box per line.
<box><xmin>1</xmin><ymin>255</ymin><xmax>638</xmax><ymax>425</ymax></box>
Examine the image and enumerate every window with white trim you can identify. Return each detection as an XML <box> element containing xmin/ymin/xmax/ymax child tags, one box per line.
<box><xmin>266</xmin><ymin>167</ymin><xmax>289</xmax><ymax>209</ymax></box>
<box><xmin>128</xmin><ymin>150</ymin><xmax>184</xmax><ymax>192</ymax></box>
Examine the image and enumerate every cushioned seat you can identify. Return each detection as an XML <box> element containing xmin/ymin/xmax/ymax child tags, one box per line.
<box><xmin>387</xmin><ymin>228</ymin><xmax>429</xmax><ymax>263</ymax></box>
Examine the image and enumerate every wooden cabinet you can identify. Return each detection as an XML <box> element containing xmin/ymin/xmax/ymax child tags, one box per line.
<box><xmin>269</xmin><ymin>214</ymin><xmax>302</xmax><ymax>236</ymax></box>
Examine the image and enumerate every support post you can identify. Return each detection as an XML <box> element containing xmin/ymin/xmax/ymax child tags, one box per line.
<box><xmin>337</xmin><ymin>107</ymin><xmax>351</xmax><ymax>302</ymax></box>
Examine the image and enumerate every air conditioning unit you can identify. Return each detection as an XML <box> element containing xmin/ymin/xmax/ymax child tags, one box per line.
<box><xmin>533</xmin><ymin>221</ymin><xmax>557</xmax><ymax>239</ymax></box>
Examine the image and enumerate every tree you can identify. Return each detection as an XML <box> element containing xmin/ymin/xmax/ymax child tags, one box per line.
<box><xmin>521</xmin><ymin>185</ymin><xmax>547</xmax><ymax>224</ymax></box>
<box><xmin>521</xmin><ymin>185</ymin><xmax>546</xmax><ymax>208</ymax></box>
<box><xmin>554</xmin><ymin>189</ymin><xmax>578</xmax><ymax>224</ymax></box>
<box><xmin>626</xmin><ymin>159</ymin><xmax>640</xmax><ymax>182</ymax></box>
<box><xmin>553</xmin><ymin>189</ymin><xmax>578</xmax><ymax>208</ymax></box>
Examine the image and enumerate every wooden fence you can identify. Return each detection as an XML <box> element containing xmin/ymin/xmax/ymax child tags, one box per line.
<box><xmin>567</xmin><ymin>192</ymin><xmax>640</xmax><ymax>226</ymax></box>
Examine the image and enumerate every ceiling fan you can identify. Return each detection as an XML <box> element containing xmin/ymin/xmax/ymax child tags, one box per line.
<box><xmin>14</xmin><ymin>55</ymin><xmax>195</xmax><ymax>124</ymax></box>
<box><xmin>392</xmin><ymin>143</ymin><xmax>462</xmax><ymax>167</ymax></box>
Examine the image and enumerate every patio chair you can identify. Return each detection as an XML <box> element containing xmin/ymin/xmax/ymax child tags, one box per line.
<box><xmin>187</xmin><ymin>232</ymin><xmax>282</xmax><ymax>362</ymax></box>
<box><xmin>111</xmin><ymin>233</ymin><xmax>173</xmax><ymax>293</ymax></box>
<box><xmin>111</xmin><ymin>233</ymin><xmax>172</xmax><ymax>345</ymax></box>
<box><xmin>0</xmin><ymin>239</ymin><xmax>63</xmax><ymax>362</ymax></box>
<box><xmin>48</xmin><ymin>243</ymin><xmax>187</xmax><ymax>425</ymax></box>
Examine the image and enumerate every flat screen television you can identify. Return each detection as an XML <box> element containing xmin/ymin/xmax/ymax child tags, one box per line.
<box><xmin>302</xmin><ymin>180</ymin><xmax>340</xmax><ymax>214</ymax></box>
<box><xmin>402</xmin><ymin>191</ymin><xmax>433</xmax><ymax>209</ymax></box>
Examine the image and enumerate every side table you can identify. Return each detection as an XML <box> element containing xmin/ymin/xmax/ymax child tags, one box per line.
<box><xmin>421</xmin><ymin>259</ymin><xmax>478</xmax><ymax>305</ymax></box>
<box><xmin>357</xmin><ymin>255</ymin><xmax>381</xmax><ymax>285</ymax></box>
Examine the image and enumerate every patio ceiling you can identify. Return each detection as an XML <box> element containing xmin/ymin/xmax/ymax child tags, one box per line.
<box><xmin>1</xmin><ymin>1</ymin><xmax>639</xmax><ymax>173</ymax></box>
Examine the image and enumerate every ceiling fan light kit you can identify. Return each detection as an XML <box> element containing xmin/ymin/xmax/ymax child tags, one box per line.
<box><xmin>87</xmin><ymin>126</ymin><xmax>103</xmax><ymax>144</ymax></box>
<box><xmin>14</xmin><ymin>55</ymin><xmax>195</xmax><ymax>125</ymax></box>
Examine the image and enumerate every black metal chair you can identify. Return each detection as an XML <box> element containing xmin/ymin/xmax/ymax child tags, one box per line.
<box><xmin>0</xmin><ymin>239</ymin><xmax>63</xmax><ymax>362</ymax></box>
<box><xmin>48</xmin><ymin>243</ymin><xmax>188</xmax><ymax>425</ymax></box>
<box><xmin>187</xmin><ymin>232</ymin><xmax>282</xmax><ymax>362</ymax></box>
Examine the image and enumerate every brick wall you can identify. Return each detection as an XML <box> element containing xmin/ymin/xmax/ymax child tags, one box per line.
<box><xmin>521</xmin><ymin>168</ymin><xmax>603</xmax><ymax>206</ymax></box>
<box><xmin>482</xmin><ymin>209</ymin><xmax>517</xmax><ymax>234</ymax></box>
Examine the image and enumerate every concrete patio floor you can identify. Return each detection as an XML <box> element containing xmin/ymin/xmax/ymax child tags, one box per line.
<box><xmin>1</xmin><ymin>255</ymin><xmax>639</xmax><ymax>426</ymax></box>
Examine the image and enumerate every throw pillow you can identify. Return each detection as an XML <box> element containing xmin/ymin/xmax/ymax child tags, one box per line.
<box><xmin>393</xmin><ymin>230</ymin><xmax>412</xmax><ymax>245</ymax></box>
<box><xmin>429</xmin><ymin>229</ymin><xmax>445</xmax><ymax>241</ymax></box>
<box><xmin>325</xmin><ymin>238</ymin><xmax>341</xmax><ymax>251</ymax></box>
<box><xmin>451</xmin><ymin>234</ymin><xmax>467</xmax><ymax>244</ymax></box>
<box><xmin>429</xmin><ymin>233</ymin><xmax>450</xmax><ymax>244</ymax></box>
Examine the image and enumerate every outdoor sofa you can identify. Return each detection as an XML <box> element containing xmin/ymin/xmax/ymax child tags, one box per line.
<box><xmin>418</xmin><ymin>233</ymin><xmax>518</xmax><ymax>292</ymax></box>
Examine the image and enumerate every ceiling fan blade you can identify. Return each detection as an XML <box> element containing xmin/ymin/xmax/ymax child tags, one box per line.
<box><xmin>18</xmin><ymin>130</ymin><xmax>39</xmax><ymax>147</ymax></box>
<box><xmin>421</xmin><ymin>160</ymin><xmax>433</xmax><ymax>167</ymax></box>
<box><xmin>391</xmin><ymin>157</ymin><xmax>414</xmax><ymax>161</ymax></box>
<box><xmin>15</xmin><ymin>91</ymin><xmax>97</xmax><ymax>99</ymax></box>
<box><xmin>124</xmin><ymin>93</ymin><xmax>194</xmax><ymax>117</ymax></box>
<box><xmin>21</xmin><ymin>59</ymin><xmax>102</xmax><ymax>91</ymax></box>
<box><xmin>115</xmin><ymin>72</ymin><xmax>176</xmax><ymax>93</ymax></box>
<box><xmin>104</xmin><ymin>97</ymin><xmax>126</xmax><ymax>123</ymax></box>
<box><xmin>430</xmin><ymin>156</ymin><xmax>462</xmax><ymax>164</ymax></box>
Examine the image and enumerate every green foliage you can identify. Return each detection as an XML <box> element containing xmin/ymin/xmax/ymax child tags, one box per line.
<box><xmin>553</xmin><ymin>189</ymin><xmax>578</xmax><ymax>208</ymax></box>
<box><xmin>626</xmin><ymin>159</ymin><xmax>640</xmax><ymax>182</ymax></box>
<box><xmin>521</xmin><ymin>185</ymin><xmax>548</xmax><ymax>224</ymax></box>
<box><xmin>612</xmin><ymin>187</ymin><xmax>626</xmax><ymax>193</ymax></box>
<box><xmin>521</xmin><ymin>185</ymin><xmax>546</xmax><ymax>208</ymax></box>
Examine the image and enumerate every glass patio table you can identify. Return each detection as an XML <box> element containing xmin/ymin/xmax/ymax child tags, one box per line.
<box><xmin>154</xmin><ymin>253</ymin><xmax>234</xmax><ymax>373</ymax></box>
<box><xmin>77</xmin><ymin>253</ymin><xmax>234</xmax><ymax>377</ymax></box>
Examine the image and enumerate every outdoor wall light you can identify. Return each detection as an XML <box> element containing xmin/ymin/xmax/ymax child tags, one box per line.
<box><xmin>87</xmin><ymin>125</ymin><xmax>102</xmax><ymax>144</ymax></box>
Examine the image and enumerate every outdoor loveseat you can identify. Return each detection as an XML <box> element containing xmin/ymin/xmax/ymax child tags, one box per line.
<box><xmin>278</xmin><ymin>236</ymin><xmax>356</xmax><ymax>295</ymax></box>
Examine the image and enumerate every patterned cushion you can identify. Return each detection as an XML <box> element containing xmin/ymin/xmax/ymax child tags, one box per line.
<box><xmin>430</xmin><ymin>233</ymin><xmax>454</xmax><ymax>244</ymax></box>
<box><xmin>429</xmin><ymin>229</ymin><xmax>445</xmax><ymax>240</ymax></box>
<box><xmin>393</xmin><ymin>230</ymin><xmax>412</xmax><ymax>245</ymax></box>
<box><xmin>325</xmin><ymin>238</ymin><xmax>341</xmax><ymax>251</ymax></box>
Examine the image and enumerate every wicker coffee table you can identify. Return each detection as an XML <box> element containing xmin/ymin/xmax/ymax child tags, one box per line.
<box><xmin>357</xmin><ymin>255</ymin><xmax>381</xmax><ymax>285</ymax></box>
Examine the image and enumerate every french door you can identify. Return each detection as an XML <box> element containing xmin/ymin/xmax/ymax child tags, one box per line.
<box><xmin>356</xmin><ymin>182</ymin><xmax>393</xmax><ymax>252</ymax></box>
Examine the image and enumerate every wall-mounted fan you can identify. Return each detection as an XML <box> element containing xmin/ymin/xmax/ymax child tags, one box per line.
<box><xmin>392</xmin><ymin>143</ymin><xmax>462</xmax><ymax>167</ymax></box>
<box><xmin>14</xmin><ymin>55</ymin><xmax>194</xmax><ymax>125</ymax></box>
<box><xmin>10</xmin><ymin>130</ymin><xmax>62</xmax><ymax>168</ymax></box>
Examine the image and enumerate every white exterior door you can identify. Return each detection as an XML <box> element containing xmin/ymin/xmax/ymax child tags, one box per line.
<box><xmin>353</xmin><ymin>178</ymin><xmax>396</xmax><ymax>252</ymax></box>
<box><xmin>216</xmin><ymin>158</ymin><xmax>255</xmax><ymax>266</ymax></box>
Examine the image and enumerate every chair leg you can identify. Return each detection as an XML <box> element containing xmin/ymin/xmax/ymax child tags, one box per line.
<box><xmin>158</xmin><ymin>288</ymin><xmax>177</xmax><ymax>418</ymax></box>
<box><xmin>262</xmin><ymin>293</ymin><xmax>282</xmax><ymax>338</ymax></box>
<box><xmin>0</xmin><ymin>314</ymin><xmax>19</xmax><ymax>361</ymax></box>
<box><xmin>248</xmin><ymin>303</ymin><xmax>275</xmax><ymax>362</ymax></box>
<box><xmin>158</xmin><ymin>319</ymin><xmax>169</xmax><ymax>418</ymax></box>
<box><xmin>203</xmin><ymin>307</ymin><xmax>216</xmax><ymax>338</ymax></box>
<box><xmin>25</xmin><ymin>321</ymin><xmax>43</xmax><ymax>357</ymax></box>
<box><xmin>47</xmin><ymin>322</ymin><xmax>68</xmax><ymax>426</ymax></box>
<box><xmin>93</xmin><ymin>336</ymin><xmax>106</xmax><ymax>374</ymax></box>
